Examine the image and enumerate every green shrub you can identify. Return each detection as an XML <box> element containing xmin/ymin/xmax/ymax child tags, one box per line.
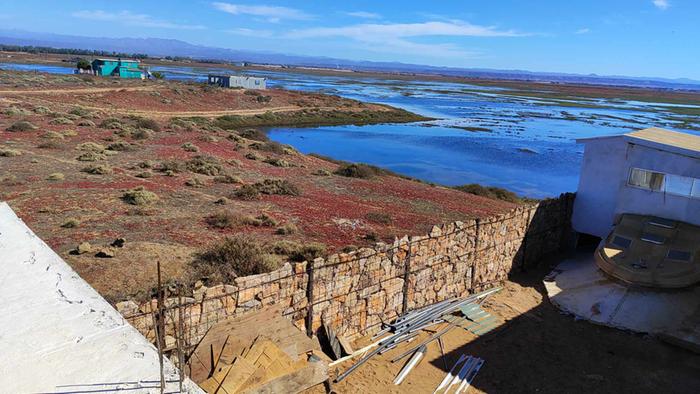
<box><xmin>42</xmin><ymin>131</ymin><xmax>64</xmax><ymax>140</ymax></box>
<box><xmin>313</xmin><ymin>169</ymin><xmax>331</xmax><ymax>176</ymax></box>
<box><xmin>275</xmin><ymin>223</ymin><xmax>297</xmax><ymax>235</ymax></box>
<box><xmin>99</xmin><ymin>118</ymin><xmax>123</xmax><ymax>129</ymax></box>
<box><xmin>270</xmin><ymin>240</ymin><xmax>301</xmax><ymax>255</ymax></box>
<box><xmin>7</xmin><ymin>121</ymin><xmax>37</xmax><ymax>132</ymax></box>
<box><xmin>288</xmin><ymin>243</ymin><xmax>326</xmax><ymax>262</ymax></box>
<box><xmin>263</xmin><ymin>158</ymin><xmax>292</xmax><ymax>167</ymax></box>
<box><xmin>245</xmin><ymin>152</ymin><xmax>262</xmax><ymax>161</ymax></box>
<box><xmin>334</xmin><ymin>163</ymin><xmax>383</xmax><ymax>179</ymax></box>
<box><xmin>107</xmin><ymin>141</ymin><xmax>136</xmax><ymax>151</ymax></box>
<box><xmin>186</xmin><ymin>155</ymin><xmax>223</xmax><ymax>176</ymax></box>
<box><xmin>206</xmin><ymin>211</ymin><xmax>237</xmax><ymax>229</ymax></box>
<box><xmin>76</xmin><ymin>151</ymin><xmax>105</xmax><ymax>161</ymax></box>
<box><xmin>185</xmin><ymin>177</ymin><xmax>206</xmax><ymax>188</ymax></box>
<box><xmin>453</xmin><ymin>184</ymin><xmax>521</xmax><ymax>203</ymax></box>
<box><xmin>82</xmin><ymin>164</ymin><xmax>112</xmax><ymax>175</ymax></box>
<box><xmin>191</xmin><ymin>235</ymin><xmax>277</xmax><ymax>282</ymax></box>
<box><xmin>0</xmin><ymin>149</ymin><xmax>21</xmax><ymax>157</ymax></box>
<box><xmin>69</xmin><ymin>107</ymin><xmax>91</xmax><ymax>117</ymax></box>
<box><xmin>256</xmin><ymin>95</ymin><xmax>272</xmax><ymax>103</ymax></box>
<box><xmin>3</xmin><ymin>106</ymin><xmax>31</xmax><ymax>116</ymax></box>
<box><xmin>38</xmin><ymin>141</ymin><xmax>64</xmax><ymax>149</ymax></box>
<box><xmin>136</xmin><ymin>171</ymin><xmax>152</xmax><ymax>178</ymax></box>
<box><xmin>122</xmin><ymin>187</ymin><xmax>158</xmax><ymax>206</ymax></box>
<box><xmin>47</xmin><ymin>173</ymin><xmax>64</xmax><ymax>181</ymax></box>
<box><xmin>49</xmin><ymin>117</ymin><xmax>74</xmax><ymax>125</ymax></box>
<box><xmin>159</xmin><ymin>159</ymin><xmax>186</xmax><ymax>173</ymax></box>
<box><xmin>182</xmin><ymin>142</ymin><xmax>199</xmax><ymax>152</ymax></box>
<box><xmin>132</xmin><ymin>128</ymin><xmax>153</xmax><ymax>140</ymax></box>
<box><xmin>134</xmin><ymin>117</ymin><xmax>161</xmax><ymax>132</ymax></box>
<box><xmin>62</xmin><ymin>129</ymin><xmax>78</xmax><ymax>137</ymax></box>
<box><xmin>61</xmin><ymin>218</ymin><xmax>80</xmax><ymax>228</ymax></box>
<box><xmin>77</xmin><ymin>119</ymin><xmax>96</xmax><ymax>127</ymax></box>
<box><xmin>234</xmin><ymin>184</ymin><xmax>260</xmax><ymax>200</ymax></box>
<box><xmin>76</xmin><ymin>142</ymin><xmax>105</xmax><ymax>152</ymax></box>
<box><xmin>254</xmin><ymin>179</ymin><xmax>300</xmax><ymax>196</ymax></box>
<box><xmin>250</xmin><ymin>141</ymin><xmax>286</xmax><ymax>154</ymax></box>
<box><xmin>237</xmin><ymin>128</ymin><xmax>269</xmax><ymax>142</ymax></box>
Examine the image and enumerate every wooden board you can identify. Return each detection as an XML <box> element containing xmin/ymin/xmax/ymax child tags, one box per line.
<box><xmin>242</xmin><ymin>359</ymin><xmax>328</xmax><ymax>394</ymax></box>
<box><xmin>190</xmin><ymin>305</ymin><xmax>317</xmax><ymax>383</ymax></box>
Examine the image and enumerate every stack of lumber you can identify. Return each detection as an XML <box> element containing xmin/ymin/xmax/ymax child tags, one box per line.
<box><xmin>199</xmin><ymin>336</ymin><xmax>308</xmax><ymax>393</ymax></box>
<box><xmin>190</xmin><ymin>305</ymin><xmax>328</xmax><ymax>393</ymax></box>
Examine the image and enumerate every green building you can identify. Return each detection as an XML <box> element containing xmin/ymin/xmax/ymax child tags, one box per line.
<box><xmin>91</xmin><ymin>58</ymin><xmax>143</xmax><ymax>79</ymax></box>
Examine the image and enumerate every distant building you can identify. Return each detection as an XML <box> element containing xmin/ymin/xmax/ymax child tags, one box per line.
<box><xmin>91</xmin><ymin>58</ymin><xmax>144</xmax><ymax>79</ymax></box>
<box><xmin>573</xmin><ymin>127</ymin><xmax>700</xmax><ymax>238</ymax></box>
<box><xmin>207</xmin><ymin>74</ymin><xmax>266</xmax><ymax>89</ymax></box>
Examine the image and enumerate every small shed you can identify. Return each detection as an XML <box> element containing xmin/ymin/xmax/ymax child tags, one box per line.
<box><xmin>572</xmin><ymin>127</ymin><xmax>700</xmax><ymax>238</ymax></box>
<box><xmin>208</xmin><ymin>74</ymin><xmax>266</xmax><ymax>89</ymax></box>
<box><xmin>91</xmin><ymin>58</ymin><xmax>143</xmax><ymax>79</ymax></box>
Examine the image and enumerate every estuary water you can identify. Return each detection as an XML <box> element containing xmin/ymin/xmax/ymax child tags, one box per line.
<box><xmin>3</xmin><ymin>61</ymin><xmax>698</xmax><ymax>198</ymax></box>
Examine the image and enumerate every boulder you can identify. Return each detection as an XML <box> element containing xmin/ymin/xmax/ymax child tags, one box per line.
<box><xmin>115</xmin><ymin>300</ymin><xmax>139</xmax><ymax>315</ymax></box>
<box><xmin>95</xmin><ymin>247</ymin><xmax>116</xmax><ymax>258</ymax></box>
<box><xmin>76</xmin><ymin>242</ymin><xmax>92</xmax><ymax>254</ymax></box>
<box><xmin>111</xmin><ymin>237</ymin><xmax>126</xmax><ymax>248</ymax></box>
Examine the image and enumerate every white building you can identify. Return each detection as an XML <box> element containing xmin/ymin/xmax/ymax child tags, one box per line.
<box><xmin>208</xmin><ymin>74</ymin><xmax>267</xmax><ymax>89</ymax></box>
<box><xmin>572</xmin><ymin>127</ymin><xmax>700</xmax><ymax>238</ymax></box>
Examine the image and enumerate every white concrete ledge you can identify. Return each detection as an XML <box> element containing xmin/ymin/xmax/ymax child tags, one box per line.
<box><xmin>0</xmin><ymin>202</ymin><xmax>203</xmax><ymax>393</ymax></box>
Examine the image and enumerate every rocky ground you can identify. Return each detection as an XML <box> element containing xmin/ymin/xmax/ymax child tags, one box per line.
<box><xmin>0</xmin><ymin>70</ymin><xmax>514</xmax><ymax>302</ymax></box>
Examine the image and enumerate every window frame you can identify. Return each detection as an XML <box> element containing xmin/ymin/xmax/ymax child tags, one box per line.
<box><xmin>627</xmin><ymin>167</ymin><xmax>700</xmax><ymax>200</ymax></box>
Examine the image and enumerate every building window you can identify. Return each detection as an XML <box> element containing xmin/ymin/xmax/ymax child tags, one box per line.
<box><xmin>692</xmin><ymin>179</ymin><xmax>700</xmax><ymax>198</ymax></box>
<box><xmin>665</xmin><ymin>174</ymin><xmax>694</xmax><ymax>197</ymax></box>
<box><xmin>628</xmin><ymin>168</ymin><xmax>664</xmax><ymax>191</ymax></box>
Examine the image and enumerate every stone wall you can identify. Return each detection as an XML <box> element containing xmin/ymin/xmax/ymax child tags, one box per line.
<box><xmin>122</xmin><ymin>193</ymin><xmax>574</xmax><ymax>351</ymax></box>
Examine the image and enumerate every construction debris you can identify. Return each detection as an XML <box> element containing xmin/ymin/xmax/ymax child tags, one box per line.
<box><xmin>433</xmin><ymin>354</ymin><xmax>486</xmax><ymax>394</ymax></box>
<box><xmin>393</xmin><ymin>344</ymin><xmax>426</xmax><ymax>385</ymax></box>
<box><xmin>334</xmin><ymin>286</ymin><xmax>502</xmax><ymax>383</ymax></box>
<box><xmin>190</xmin><ymin>305</ymin><xmax>328</xmax><ymax>393</ymax></box>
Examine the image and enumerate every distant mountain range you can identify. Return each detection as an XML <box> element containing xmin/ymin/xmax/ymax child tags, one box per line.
<box><xmin>2</xmin><ymin>28</ymin><xmax>700</xmax><ymax>91</ymax></box>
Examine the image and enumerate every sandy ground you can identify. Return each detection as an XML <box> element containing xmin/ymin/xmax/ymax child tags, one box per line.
<box><xmin>310</xmin><ymin>262</ymin><xmax>700</xmax><ymax>394</ymax></box>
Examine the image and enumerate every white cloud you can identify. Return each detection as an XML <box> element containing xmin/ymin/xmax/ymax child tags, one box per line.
<box><xmin>286</xmin><ymin>21</ymin><xmax>524</xmax><ymax>59</ymax></box>
<box><xmin>345</xmin><ymin>11</ymin><xmax>381</xmax><ymax>19</ymax></box>
<box><xmin>287</xmin><ymin>21</ymin><xmax>525</xmax><ymax>40</ymax></box>
<box><xmin>576</xmin><ymin>28</ymin><xmax>591</xmax><ymax>34</ymax></box>
<box><xmin>72</xmin><ymin>10</ymin><xmax>205</xmax><ymax>30</ymax></box>
<box><xmin>223</xmin><ymin>28</ymin><xmax>273</xmax><ymax>37</ymax></box>
<box><xmin>212</xmin><ymin>2</ymin><xmax>313</xmax><ymax>22</ymax></box>
<box><xmin>653</xmin><ymin>0</ymin><xmax>670</xmax><ymax>10</ymax></box>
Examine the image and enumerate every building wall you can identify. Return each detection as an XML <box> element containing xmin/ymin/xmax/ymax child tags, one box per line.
<box><xmin>573</xmin><ymin>138</ymin><xmax>700</xmax><ymax>238</ymax></box>
<box><xmin>572</xmin><ymin>137</ymin><xmax>628</xmax><ymax>237</ymax></box>
<box><xmin>615</xmin><ymin>143</ymin><xmax>700</xmax><ymax>226</ymax></box>
<box><xmin>122</xmin><ymin>193</ymin><xmax>574</xmax><ymax>351</ymax></box>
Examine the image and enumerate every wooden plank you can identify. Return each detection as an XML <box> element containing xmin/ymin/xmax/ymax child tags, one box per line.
<box><xmin>190</xmin><ymin>305</ymin><xmax>317</xmax><ymax>383</ymax></box>
<box><xmin>242</xmin><ymin>359</ymin><xmax>328</xmax><ymax>394</ymax></box>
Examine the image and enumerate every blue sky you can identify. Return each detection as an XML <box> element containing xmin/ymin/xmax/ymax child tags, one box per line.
<box><xmin>1</xmin><ymin>0</ymin><xmax>698</xmax><ymax>80</ymax></box>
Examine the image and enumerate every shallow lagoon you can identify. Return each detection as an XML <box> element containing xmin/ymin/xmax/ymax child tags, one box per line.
<box><xmin>3</xmin><ymin>61</ymin><xmax>698</xmax><ymax>197</ymax></box>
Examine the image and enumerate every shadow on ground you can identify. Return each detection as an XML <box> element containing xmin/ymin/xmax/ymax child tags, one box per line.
<box><xmin>430</xmin><ymin>248</ymin><xmax>700</xmax><ymax>393</ymax></box>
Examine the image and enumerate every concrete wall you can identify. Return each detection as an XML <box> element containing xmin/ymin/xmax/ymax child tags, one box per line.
<box><xmin>572</xmin><ymin>137</ymin><xmax>628</xmax><ymax>237</ymax></box>
<box><xmin>0</xmin><ymin>202</ymin><xmax>202</xmax><ymax>393</ymax></box>
<box><xmin>123</xmin><ymin>193</ymin><xmax>574</xmax><ymax>351</ymax></box>
<box><xmin>574</xmin><ymin>137</ymin><xmax>700</xmax><ymax>238</ymax></box>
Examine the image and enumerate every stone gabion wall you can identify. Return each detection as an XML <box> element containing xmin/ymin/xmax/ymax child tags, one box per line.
<box><xmin>122</xmin><ymin>193</ymin><xmax>574</xmax><ymax>349</ymax></box>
